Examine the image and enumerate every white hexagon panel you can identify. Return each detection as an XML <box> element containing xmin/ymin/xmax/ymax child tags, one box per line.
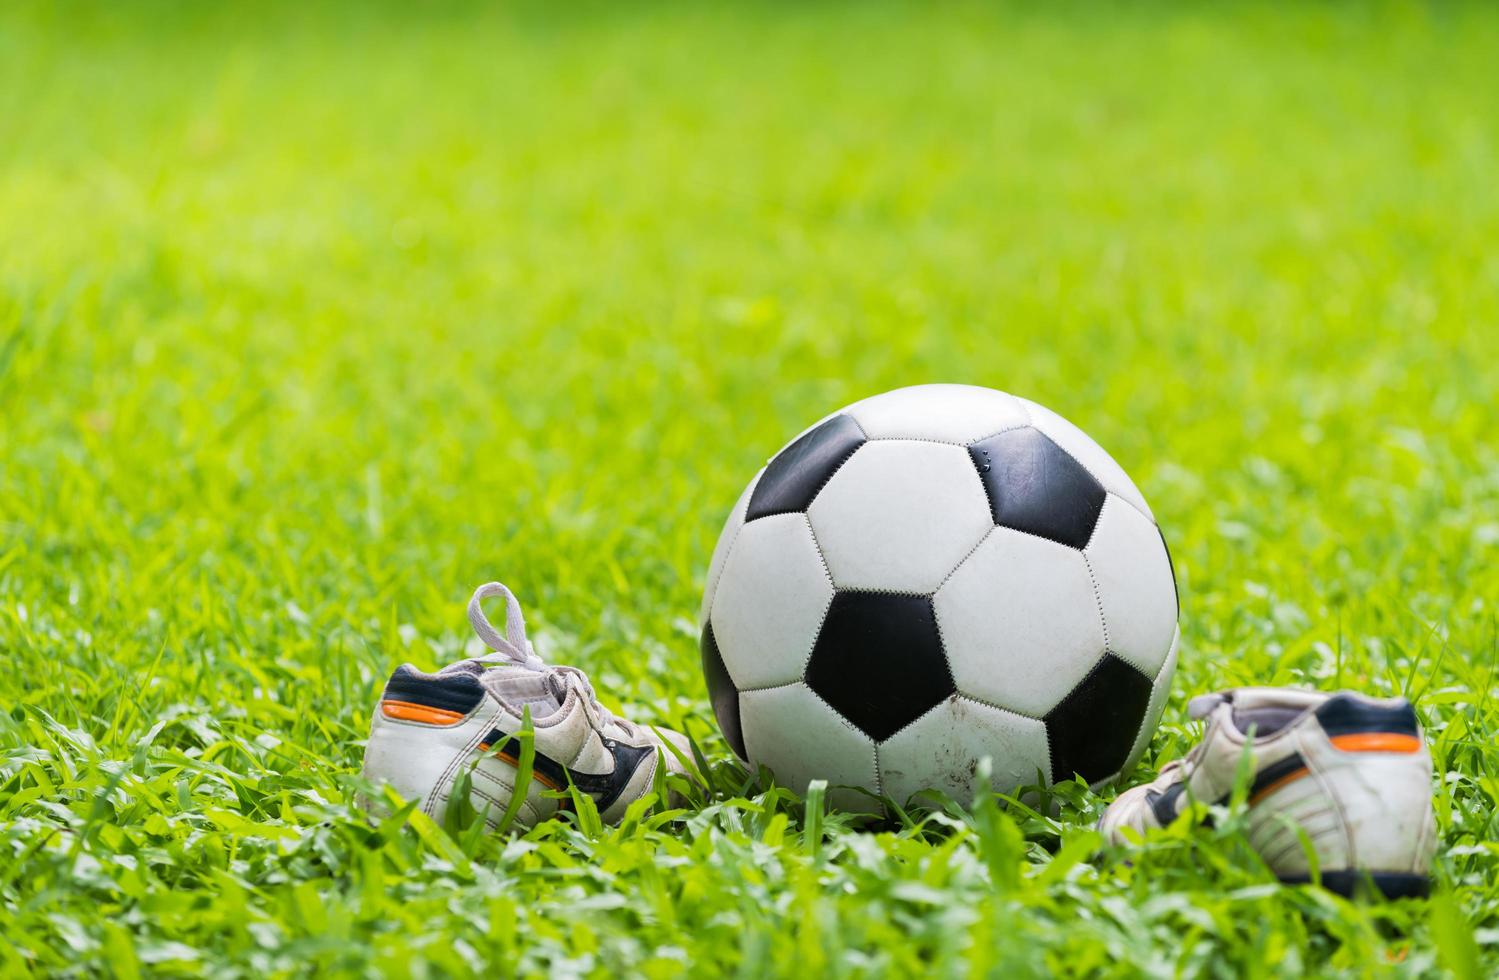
<box><xmin>740</xmin><ymin>682</ymin><xmax>880</xmax><ymax>814</ymax></box>
<box><xmin>700</xmin><ymin>470</ymin><xmax>760</xmax><ymax>625</ymax></box>
<box><xmin>1121</xmin><ymin>628</ymin><xmax>1180</xmax><ymax>776</ymax></box>
<box><xmin>808</xmin><ymin>440</ymin><xmax>992</xmax><ymax>593</ymax></box>
<box><xmin>878</xmin><ymin>696</ymin><xmax>1051</xmax><ymax>804</ymax></box>
<box><xmin>933</xmin><ymin>527</ymin><xmax>1107</xmax><ymax>718</ymax></box>
<box><xmin>710</xmin><ymin>513</ymin><xmax>835</xmax><ymax>691</ymax></box>
<box><xmin>1084</xmin><ymin>494</ymin><xmax>1178</xmax><ymax>681</ymax></box>
<box><xmin>843</xmin><ymin>383</ymin><xmax>1029</xmax><ymax>444</ymax></box>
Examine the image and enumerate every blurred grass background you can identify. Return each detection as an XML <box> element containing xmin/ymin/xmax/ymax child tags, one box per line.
<box><xmin>2</xmin><ymin>1</ymin><xmax>1497</xmax><ymax>974</ymax></box>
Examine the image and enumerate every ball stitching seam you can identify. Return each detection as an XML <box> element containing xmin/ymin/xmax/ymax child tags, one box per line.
<box><xmin>1081</xmin><ymin>551</ymin><xmax>1111</xmax><ymax>655</ymax></box>
<box><xmin>798</xmin><ymin>514</ymin><xmax>839</xmax><ymax>681</ymax></box>
<box><xmin>859</xmin><ymin>421</ymin><xmax>1031</xmax><ymax>450</ymax></box>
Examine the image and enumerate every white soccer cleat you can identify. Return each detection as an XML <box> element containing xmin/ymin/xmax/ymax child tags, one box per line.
<box><xmin>1099</xmin><ymin>687</ymin><xmax>1436</xmax><ymax>897</ymax></box>
<box><xmin>361</xmin><ymin>582</ymin><xmax>694</xmax><ymax>832</ymax></box>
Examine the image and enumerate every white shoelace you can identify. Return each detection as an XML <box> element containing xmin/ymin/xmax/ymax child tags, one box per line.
<box><xmin>466</xmin><ymin>581</ymin><xmax>639</xmax><ymax>737</ymax></box>
<box><xmin>468</xmin><ymin>582</ymin><xmax>547</xmax><ymax>670</ymax></box>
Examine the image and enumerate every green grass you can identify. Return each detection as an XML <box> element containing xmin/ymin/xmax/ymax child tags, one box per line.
<box><xmin>3</xmin><ymin>0</ymin><xmax>1498</xmax><ymax>974</ymax></box>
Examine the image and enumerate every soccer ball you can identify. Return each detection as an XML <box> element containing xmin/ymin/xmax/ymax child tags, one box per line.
<box><xmin>699</xmin><ymin>384</ymin><xmax>1178</xmax><ymax>811</ymax></box>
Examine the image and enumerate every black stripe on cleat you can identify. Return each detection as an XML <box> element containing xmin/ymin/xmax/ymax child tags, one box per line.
<box><xmin>1315</xmin><ymin>694</ymin><xmax>1419</xmax><ymax>738</ymax></box>
<box><xmin>1147</xmin><ymin>783</ymin><xmax>1186</xmax><ymax>826</ymax></box>
<box><xmin>1279</xmin><ymin>870</ymin><xmax>1431</xmax><ymax>900</ymax></box>
<box><xmin>382</xmin><ymin>665</ymin><xmax>486</xmax><ymax>714</ymax></box>
<box><xmin>1242</xmin><ymin>752</ymin><xmax>1309</xmax><ymax>802</ymax></box>
<box><xmin>483</xmin><ymin>730</ymin><xmax>655</xmax><ymax>813</ymax></box>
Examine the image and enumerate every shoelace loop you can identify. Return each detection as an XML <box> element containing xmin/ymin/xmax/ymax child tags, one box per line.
<box><xmin>467</xmin><ymin>581</ymin><xmax>639</xmax><ymax>736</ymax></box>
<box><xmin>468</xmin><ymin>582</ymin><xmax>547</xmax><ymax>671</ymax></box>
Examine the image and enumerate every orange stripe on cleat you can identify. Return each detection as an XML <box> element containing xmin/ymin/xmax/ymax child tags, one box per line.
<box><xmin>381</xmin><ymin>700</ymin><xmax>466</xmax><ymax>725</ymax></box>
<box><xmin>497</xmin><ymin>751</ymin><xmax>563</xmax><ymax>791</ymax></box>
<box><xmin>1249</xmin><ymin>766</ymin><xmax>1310</xmax><ymax>805</ymax></box>
<box><xmin>1329</xmin><ymin>732</ymin><xmax>1422</xmax><ymax>754</ymax></box>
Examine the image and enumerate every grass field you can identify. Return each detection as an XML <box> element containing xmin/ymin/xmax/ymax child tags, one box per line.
<box><xmin>3</xmin><ymin>0</ymin><xmax>1498</xmax><ymax>974</ymax></box>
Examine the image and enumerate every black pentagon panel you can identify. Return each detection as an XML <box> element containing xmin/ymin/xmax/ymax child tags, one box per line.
<box><xmin>805</xmin><ymin>591</ymin><xmax>954</xmax><ymax>743</ymax></box>
<box><xmin>746</xmin><ymin>414</ymin><xmax>866</xmax><ymax>522</ymax></box>
<box><xmin>1044</xmin><ymin>654</ymin><xmax>1153</xmax><ymax>784</ymax></box>
<box><xmin>968</xmin><ymin>427</ymin><xmax>1106</xmax><ymax>549</ymax></box>
<box><xmin>700</xmin><ymin>624</ymin><xmax>747</xmax><ymax>760</ymax></box>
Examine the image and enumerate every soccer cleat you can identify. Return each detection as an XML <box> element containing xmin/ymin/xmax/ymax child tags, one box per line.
<box><xmin>361</xmin><ymin>582</ymin><xmax>693</xmax><ymax>832</ymax></box>
<box><xmin>1099</xmin><ymin>687</ymin><xmax>1436</xmax><ymax>898</ymax></box>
